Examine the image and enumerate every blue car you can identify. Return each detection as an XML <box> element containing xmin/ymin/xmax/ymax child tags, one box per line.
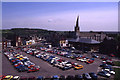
<box><xmin>75</xmin><ymin>75</ymin><xmax>83</xmax><ymax>80</ymax></box>
<box><xmin>102</xmin><ymin>65</ymin><xmax>112</xmax><ymax>69</ymax></box>
<box><xmin>37</xmin><ymin>76</ymin><xmax>44</xmax><ymax>80</ymax></box>
<box><xmin>15</xmin><ymin>64</ymin><xmax>24</xmax><ymax>69</ymax></box>
<box><xmin>62</xmin><ymin>66</ymin><xmax>71</xmax><ymax>70</ymax></box>
<box><xmin>52</xmin><ymin>75</ymin><xmax>59</xmax><ymax>80</ymax></box>
<box><xmin>89</xmin><ymin>72</ymin><xmax>97</xmax><ymax>80</ymax></box>
<box><xmin>90</xmin><ymin>58</ymin><xmax>95</xmax><ymax>60</ymax></box>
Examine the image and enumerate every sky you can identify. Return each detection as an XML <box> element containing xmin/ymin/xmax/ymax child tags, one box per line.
<box><xmin>2</xmin><ymin>2</ymin><xmax>118</xmax><ymax>31</ymax></box>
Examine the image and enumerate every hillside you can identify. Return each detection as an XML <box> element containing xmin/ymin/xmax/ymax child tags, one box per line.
<box><xmin>2</xmin><ymin>28</ymin><xmax>76</xmax><ymax>46</ymax></box>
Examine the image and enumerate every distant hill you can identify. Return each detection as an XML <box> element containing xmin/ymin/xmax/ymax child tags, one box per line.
<box><xmin>2</xmin><ymin>28</ymin><xmax>76</xmax><ymax>46</ymax></box>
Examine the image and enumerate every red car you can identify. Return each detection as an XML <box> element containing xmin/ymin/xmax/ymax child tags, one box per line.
<box><xmin>47</xmin><ymin>50</ymin><xmax>53</xmax><ymax>53</ymax></box>
<box><xmin>29</xmin><ymin>52</ymin><xmax>33</xmax><ymax>55</ymax></box>
<box><xmin>0</xmin><ymin>75</ymin><xmax>6</xmax><ymax>80</ymax></box>
<box><xmin>11</xmin><ymin>59</ymin><xmax>19</xmax><ymax>63</ymax></box>
<box><xmin>14</xmin><ymin>62</ymin><xmax>23</xmax><ymax>67</ymax></box>
<box><xmin>27</xmin><ymin>65</ymin><xmax>35</xmax><ymax>69</ymax></box>
<box><xmin>57</xmin><ymin>52</ymin><xmax>60</xmax><ymax>55</ymax></box>
<box><xmin>57</xmin><ymin>59</ymin><xmax>64</xmax><ymax>63</ymax></box>
<box><xmin>41</xmin><ymin>48</ymin><xmax>45</xmax><ymax>51</ymax></box>
<box><xmin>109</xmin><ymin>54</ymin><xmax>115</xmax><ymax>57</ymax></box>
<box><xmin>82</xmin><ymin>56</ymin><xmax>86</xmax><ymax>58</ymax></box>
<box><xmin>102</xmin><ymin>58</ymin><xmax>108</xmax><ymax>61</ymax></box>
<box><xmin>27</xmin><ymin>66</ymin><xmax>40</xmax><ymax>72</ymax></box>
<box><xmin>86</xmin><ymin>60</ymin><xmax>94</xmax><ymax>64</ymax></box>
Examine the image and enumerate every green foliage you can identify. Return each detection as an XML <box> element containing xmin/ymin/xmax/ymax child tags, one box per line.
<box><xmin>113</xmin><ymin>61</ymin><xmax>120</xmax><ymax>66</ymax></box>
<box><xmin>115</xmin><ymin>35</ymin><xmax>120</xmax><ymax>42</ymax></box>
<box><xmin>2</xmin><ymin>28</ymin><xmax>75</xmax><ymax>47</ymax></box>
<box><xmin>114</xmin><ymin>68</ymin><xmax>120</xmax><ymax>80</ymax></box>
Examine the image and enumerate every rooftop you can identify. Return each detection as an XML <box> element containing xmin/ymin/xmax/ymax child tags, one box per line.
<box><xmin>68</xmin><ymin>38</ymin><xmax>100</xmax><ymax>44</ymax></box>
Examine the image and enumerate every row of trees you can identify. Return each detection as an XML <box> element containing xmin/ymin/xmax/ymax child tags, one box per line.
<box><xmin>2</xmin><ymin>28</ymin><xmax>76</xmax><ymax>47</ymax></box>
<box><xmin>99</xmin><ymin>35</ymin><xmax>120</xmax><ymax>57</ymax></box>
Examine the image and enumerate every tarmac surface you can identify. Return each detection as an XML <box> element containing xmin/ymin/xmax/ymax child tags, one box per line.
<box><xmin>2</xmin><ymin>49</ymin><xmax>102</xmax><ymax>77</ymax></box>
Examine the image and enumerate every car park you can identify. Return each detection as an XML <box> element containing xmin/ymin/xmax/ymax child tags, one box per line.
<box><xmin>22</xmin><ymin>47</ymin><xmax>84</xmax><ymax>71</ymax></box>
<box><xmin>3</xmin><ymin>44</ymin><xmax>117</xmax><ymax>79</ymax></box>
<box><xmin>3</xmin><ymin>50</ymin><xmax>39</xmax><ymax>73</ymax></box>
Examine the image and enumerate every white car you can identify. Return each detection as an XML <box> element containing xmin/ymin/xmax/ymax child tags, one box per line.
<box><xmin>54</xmin><ymin>63</ymin><xmax>59</xmax><ymax>67</ymax></box>
<box><xmin>13</xmin><ymin>76</ymin><xmax>20</xmax><ymax>80</ymax></box>
<box><xmin>36</xmin><ymin>54</ymin><xmax>41</xmax><ymax>58</ymax></box>
<box><xmin>58</xmin><ymin>64</ymin><xmax>64</xmax><ymax>69</ymax></box>
<box><xmin>104</xmin><ymin>69</ymin><xmax>115</xmax><ymax>75</ymax></box>
<box><xmin>34</xmin><ymin>50</ymin><xmax>39</xmax><ymax>54</ymax></box>
<box><xmin>80</xmin><ymin>58</ymin><xmax>87</xmax><ymax>62</ymax></box>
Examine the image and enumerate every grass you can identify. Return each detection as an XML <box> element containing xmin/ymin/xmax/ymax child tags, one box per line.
<box><xmin>113</xmin><ymin>61</ymin><xmax>120</xmax><ymax>66</ymax></box>
<box><xmin>114</xmin><ymin>68</ymin><xmax>120</xmax><ymax>80</ymax></box>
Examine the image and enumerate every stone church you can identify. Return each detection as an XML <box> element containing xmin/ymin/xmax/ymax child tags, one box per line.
<box><xmin>68</xmin><ymin>16</ymin><xmax>107</xmax><ymax>52</ymax></box>
<box><xmin>75</xmin><ymin>16</ymin><xmax>106</xmax><ymax>42</ymax></box>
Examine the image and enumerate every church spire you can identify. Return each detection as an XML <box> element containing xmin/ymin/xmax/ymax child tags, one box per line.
<box><xmin>76</xmin><ymin>15</ymin><xmax>79</xmax><ymax>27</ymax></box>
<box><xmin>75</xmin><ymin>16</ymin><xmax>80</xmax><ymax>33</ymax></box>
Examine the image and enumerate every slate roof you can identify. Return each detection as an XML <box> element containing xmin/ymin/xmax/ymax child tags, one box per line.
<box><xmin>68</xmin><ymin>38</ymin><xmax>100</xmax><ymax>44</ymax></box>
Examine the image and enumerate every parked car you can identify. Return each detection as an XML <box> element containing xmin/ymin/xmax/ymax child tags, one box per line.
<box><xmin>102</xmin><ymin>68</ymin><xmax>115</xmax><ymax>75</ymax></box>
<box><xmin>92</xmin><ymin>54</ymin><xmax>99</xmax><ymax>58</ymax></box>
<box><xmin>89</xmin><ymin>72</ymin><xmax>97</xmax><ymax>80</ymax></box>
<box><xmin>12</xmin><ymin>76</ymin><xmax>20</xmax><ymax>80</ymax></box>
<box><xmin>109</xmin><ymin>54</ymin><xmax>115</xmax><ymax>57</ymax></box>
<box><xmin>59</xmin><ymin>75</ymin><xmax>66</xmax><ymax>80</ymax></box>
<box><xmin>27</xmin><ymin>66</ymin><xmax>40</xmax><ymax>73</ymax></box>
<box><xmin>17</xmin><ymin>66</ymin><xmax>28</xmax><ymax>72</ymax></box>
<box><xmin>52</xmin><ymin>75</ymin><xmax>59</xmax><ymax>80</ymax></box>
<box><xmin>97</xmin><ymin>71</ymin><xmax>111</xmax><ymax>77</ymax></box>
<box><xmin>73</xmin><ymin>65</ymin><xmax>83</xmax><ymax>70</ymax></box>
<box><xmin>37</xmin><ymin>76</ymin><xmax>44</xmax><ymax>80</ymax></box>
<box><xmin>83</xmin><ymin>73</ymin><xmax>92</xmax><ymax>80</ymax></box>
<box><xmin>66</xmin><ymin>75</ymin><xmax>74</xmax><ymax>80</ymax></box>
<box><xmin>28</xmin><ymin>76</ymin><xmax>36</xmax><ymax>80</ymax></box>
<box><xmin>20</xmin><ymin>76</ymin><xmax>28</xmax><ymax>80</ymax></box>
<box><xmin>74</xmin><ymin>75</ymin><xmax>83</xmax><ymax>80</ymax></box>
<box><xmin>2</xmin><ymin>75</ymin><xmax>13</xmax><ymax>80</ymax></box>
<box><xmin>99</xmin><ymin>64</ymin><xmax>108</xmax><ymax>67</ymax></box>
<box><xmin>86</xmin><ymin>59</ymin><xmax>94</xmax><ymax>64</ymax></box>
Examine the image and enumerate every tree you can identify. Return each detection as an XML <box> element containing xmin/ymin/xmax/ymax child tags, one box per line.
<box><xmin>99</xmin><ymin>38</ymin><xmax>117</xmax><ymax>54</ymax></box>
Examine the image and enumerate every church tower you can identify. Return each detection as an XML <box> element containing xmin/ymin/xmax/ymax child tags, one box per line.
<box><xmin>75</xmin><ymin>16</ymin><xmax>80</xmax><ymax>33</ymax></box>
